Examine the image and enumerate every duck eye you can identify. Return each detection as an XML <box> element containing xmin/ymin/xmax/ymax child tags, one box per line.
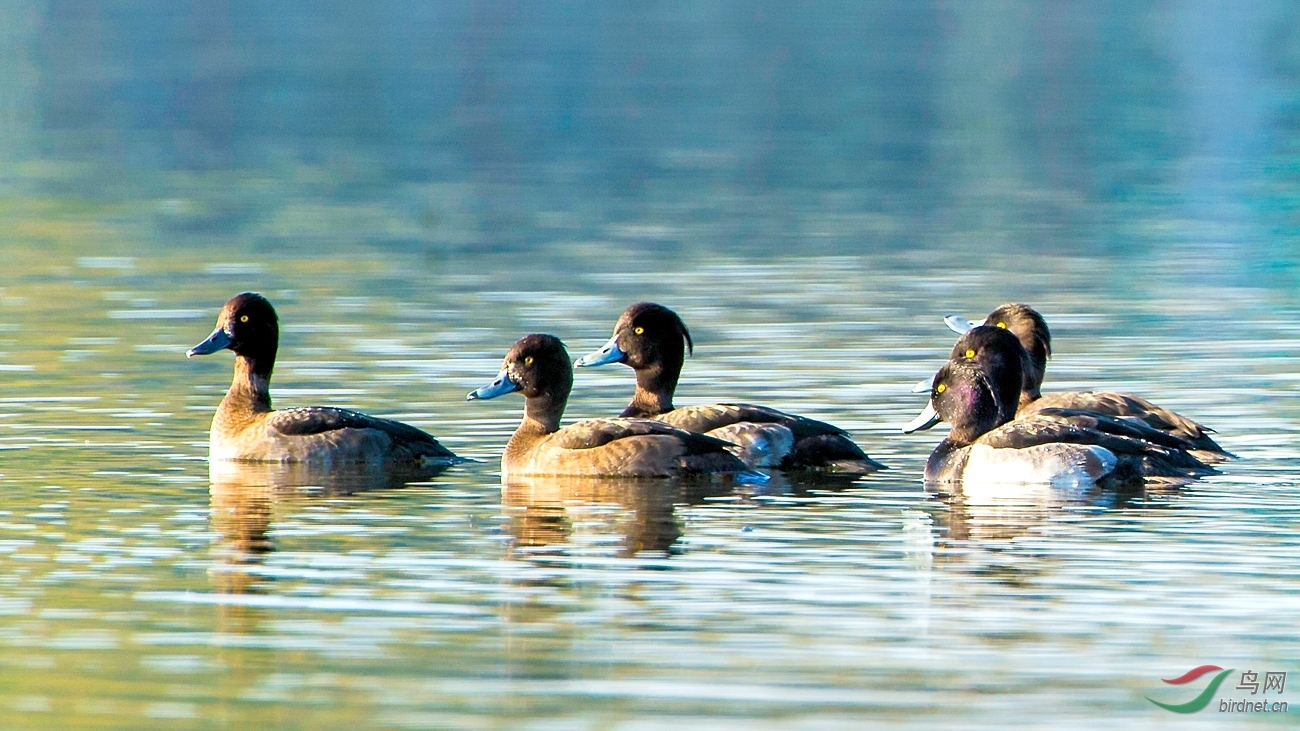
<box><xmin>936</xmin><ymin>383</ymin><xmax>947</xmax><ymax>394</ymax></box>
<box><xmin>240</xmin><ymin>315</ymin><xmax>249</xmax><ymax>323</ymax></box>
<box><xmin>633</xmin><ymin>326</ymin><xmax>644</xmax><ymax>335</ymax></box>
<box><xmin>996</xmin><ymin>321</ymin><xmax>1006</xmax><ymax>329</ymax></box>
<box><xmin>964</xmin><ymin>348</ymin><xmax>975</xmax><ymax>359</ymax></box>
<box><xmin>523</xmin><ymin>356</ymin><xmax>534</xmax><ymax>366</ymax></box>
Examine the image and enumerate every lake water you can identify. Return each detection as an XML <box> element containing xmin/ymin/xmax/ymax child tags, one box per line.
<box><xmin>3</xmin><ymin>1</ymin><xmax>1300</xmax><ymax>728</ymax></box>
<box><xmin>0</xmin><ymin>247</ymin><xmax>1296</xmax><ymax>729</ymax></box>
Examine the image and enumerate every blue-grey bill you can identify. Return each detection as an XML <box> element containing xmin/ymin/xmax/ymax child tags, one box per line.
<box><xmin>911</xmin><ymin>376</ymin><xmax>934</xmax><ymax>394</ymax></box>
<box><xmin>943</xmin><ymin>315</ymin><xmax>981</xmax><ymax>335</ymax></box>
<box><xmin>467</xmin><ymin>369</ymin><xmax>519</xmax><ymax>401</ymax></box>
<box><xmin>574</xmin><ymin>334</ymin><xmax>625</xmax><ymax>367</ymax></box>
<box><xmin>903</xmin><ymin>402</ymin><xmax>941</xmax><ymax>433</ymax></box>
<box><xmin>187</xmin><ymin>327</ymin><xmax>233</xmax><ymax>358</ymax></box>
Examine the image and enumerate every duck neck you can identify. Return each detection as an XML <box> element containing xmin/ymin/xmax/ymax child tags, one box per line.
<box><xmin>1025</xmin><ymin>344</ymin><xmax>1050</xmax><ymax>392</ymax></box>
<box><xmin>521</xmin><ymin>392</ymin><xmax>564</xmax><ymax>435</ymax></box>
<box><xmin>506</xmin><ymin>392</ymin><xmax>564</xmax><ymax>466</ymax></box>
<box><xmin>222</xmin><ymin>353</ymin><xmax>274</xmax><ymax>415</ymax></box>
<box><xmin>944</xmin><ymin>420</ymin><xmax>988</xmax><ymax>448</ymax></box>
<box><xmin>1018</xmin><ymin>388</ymin><xmax>1040</xmax><ymax>411</ymax></box>
<box><xmin>993</xmin><ymin>376</ymin><xmax>1021</xmax><ymax>425</ymax></box>
<box><xmin>1020</xmin><ymin>356</ymin><xmax>1045</xmax><ymax>407</ymax></box>
<box><xmin>624</xmin><ymin>359</ymin><xmax>679</xmax><ymax>418</ymax></box>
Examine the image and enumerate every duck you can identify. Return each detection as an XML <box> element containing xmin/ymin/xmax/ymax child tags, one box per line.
<box><xmin>467</xmin><ymin>333</ymin><xmax>756</xmax><ymax>479</ymax></box>
<box><xmin>187</xmin><ymin>292</ymin><xmax>460</xmax><ymax>466</ymax></box>
<box><xmin>942</xmin><ymin>302</ymin><xmax>1231</xmax><ymax>461</ymax></box>
<box><xmin>904</xmin><ymin>352</ymin><xmax>1215</xmax><ymax>487</ymax></box>
<box><xmin>574</xmin><ymin>302</ymin><xmax>884</xmax><ymax>473</ymax></box>
<box><xmin>945</xmin><ymin>326</ymin><xmax>1220</xmax><ymax>455</ymax></box>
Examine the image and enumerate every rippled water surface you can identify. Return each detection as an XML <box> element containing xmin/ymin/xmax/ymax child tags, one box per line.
<box><xmin>4</xmin><ymin>1</ymin><xmax>1300</xmax><ymax>727</ymax></box>
<box><xmin>0</xmin><ymin>248</ymin><xmax>1295</xmax><ymax>729</ymax></box>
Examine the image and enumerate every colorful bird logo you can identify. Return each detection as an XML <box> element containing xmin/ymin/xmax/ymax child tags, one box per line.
<box><xmin>1147</xmin><ymin>665</ymin><xmax>1235</xmax><ymax>713</ymax></box>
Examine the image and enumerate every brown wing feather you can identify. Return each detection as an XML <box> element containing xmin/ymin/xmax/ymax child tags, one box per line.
<box><xmin>1022</xmin><ymin>390</ymin><xmax>1228</xmax><ymax>456</ymax></box>
<box><xmin>545</xmin><ymin>417</ymin><xmax>735</xmax><ymax>455</ymax></box>
<box><xmin>980</xmin><ymin>416</ymin><xmax>1155</xmax><ymax>455</ymax></box>
<box><xmin>516</xmin><ymin>430</ymin><xmax>746</xmax><ymax>477</ymax></box>
<box><xmin>977</xmin><ymin>415</ymin><xmax>1213</xmax><ymax>478</ymax></box>
<box><xmin>653</xmin><ymin>403</ymin><xmax>847</xmax><ymax>438</ymax></box>
<box><xmin>1023</xmin><ymin>391</ymin><xmax>1203</xmax><ymax>435</ymax></box>
<box><xmin>1028</xmin><ymin>407</ymin><xmax>1200</xmax><ymax>452</ymax></box>
<box><xmin>653</xmin><ymin>404</ymin><xmax>879</xmax><ymax>472</ymax></box>
<box><xmin>264</xmin><ymin>407</ymin><xmax>456</xmax><ymax>460</ymax></box>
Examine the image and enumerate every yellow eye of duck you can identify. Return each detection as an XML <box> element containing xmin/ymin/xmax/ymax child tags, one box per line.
<box><xmin>240</xmin><ymin>315</ymin><xmax>249</xmax><ymax>323</ymax></box>
<box><xmin>964</xmin><ymin>348</ymin><xmax>975</xmax><ymax>359</ymax></box>
<box><xmin>633</xmin><ymin>326</ymin><xmax>644</xmax><ymax>335</ymax></box>
<box><xmin>996</xmin><ymin>321</ymin><xmax>1006</xmax><ymax>329</ymax></box>
<box><xmin>936</xmin><ymin>383</ymin><xmax>947</xmax><ymax>394</ymax></box>
<box><xmin>523</xmin><ymin>356</ymin><xmax>534</xmax><ymax>366</ymax></box>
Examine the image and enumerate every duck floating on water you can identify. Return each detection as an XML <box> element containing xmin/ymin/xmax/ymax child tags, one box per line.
<box><xmin>906</xmin><ymin>325</ymin><xmax>1216</xmax><ymax>488</ymax></box>
<box><xmin>188</xmin><ymin>292</ymin><xmax>459</xmax><ymax>467</ymax></box>
<box><xmin>576</xmin><ymin>302</ymin><xmax>883</xmax><ymax>473</ymax></box>
<box><xmin>940</xmin><ymin>303</ymin><xmax>1231</xmax><ymax>462</ymax></box>
<box><xmin>469</xmin><ymin>333</ymin><xmax>759</xmax><ymax>479</ymax></box>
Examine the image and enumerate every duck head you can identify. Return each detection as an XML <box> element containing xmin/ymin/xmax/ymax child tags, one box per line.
<box><xmin>946</xmin><ymin>302</ymin><xmax>1050</xmax><ymax>400</ymax></box>
<box><xmin>468</xmin><ymin>334</ymin><xmax>573</xmax><ymax>432</ymax></box>
<box><xmin>904</xmin><ymin>361</ymin><xmax>1008</xmax><ymax>445</ymax></box>
<box><xmin>947</xmin><ymin>325</ymin><xmax>1029</xmax><ymax>422</ymax></box>
<box><xmin>574</xmin><ymin>302</ymin><xmax>692</xmax><ymax>416</ymax></box>
<box><xmin>187</xmin><ymin>292</ymin><xmax>280</xmax><ymax>377</ymax></box>
<box><xmin>576</xmin><ymin>302</ymin><xmax>692</xmax><ymax>369</ymax></box>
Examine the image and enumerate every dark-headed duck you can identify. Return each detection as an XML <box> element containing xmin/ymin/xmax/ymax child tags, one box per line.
<box><xmin>905</xmin><ymin>353</ymin><xmax>1215</xmax><ymax>487</ymax></box>
<box><xmin>943</xmin><ymin>303</ymin><xmax>1230</xmax><ymax>461</ymax></box>
<box><xmin>188</xmin><ymin>292</ymin><xmax>459</xmax><ymax>466</ymax></box>
<box><xmin>575</xmin><ymin>302</ymin><xmax>884</xmax><ymax>473</ymax></box>
<box><xmin>467</xmin><ymin>334</ymin><xmax>754</xmax><ymax>479</ymax></box>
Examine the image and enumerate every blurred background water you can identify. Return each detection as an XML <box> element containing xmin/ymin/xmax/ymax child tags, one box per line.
<box><xmin>0</xmin><ymin>1</ymin><xmax>1299</xmax><ymax>728</ymax></box>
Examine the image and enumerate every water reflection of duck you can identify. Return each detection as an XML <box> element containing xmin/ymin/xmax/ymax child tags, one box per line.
<box><xmin>188</xmin><ymin>292</ymin><xmax>460</xmax><ymax>466</ymax></box>
<box><xmin>905</xmin><ymin>351</ymin><xmax>1215</xmax><ymax>489</ymax></box>
<box><xmin>467</xmin><ymin>334</ymin><xmax>754</xmax><ymax>479</ymax></box>
<box><xmin>943</xmin><ymin>303</ymin><xmax>1231</xmax><ymax>461</ymax></box>
<box><xmin>575</xmin><ymin>302</ymin><xmax>883</xmax><ymax>473</ymax></box>
<box><xmin>935</xmin><ymin>491</ymin><xmax>1058</xmax><ymax>545</ymax></box>
<box><xmin>209</xmin><ymin>467</ymin><xmax>274</xmax><ymax>596</ymax></box>
<box><xmin>502</xmin><ymin>475</ymin><xmax>734</xmax><ymax>557</ymax></box>
<box><xmin>932</xmin><ymin>469</ymin><xmax>1153</xmax><ymax>545</ymax></box>
<box><xmin>208</xmin><ymin>460</ymin><xmax>451</xmax><ymax>595</ymax></box>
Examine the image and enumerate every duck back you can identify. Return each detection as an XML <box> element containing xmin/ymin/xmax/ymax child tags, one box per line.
<box><xmin>502</xmin><ymin>417</ymin><xmax>749</xmax><ymax>478</ymax></box>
